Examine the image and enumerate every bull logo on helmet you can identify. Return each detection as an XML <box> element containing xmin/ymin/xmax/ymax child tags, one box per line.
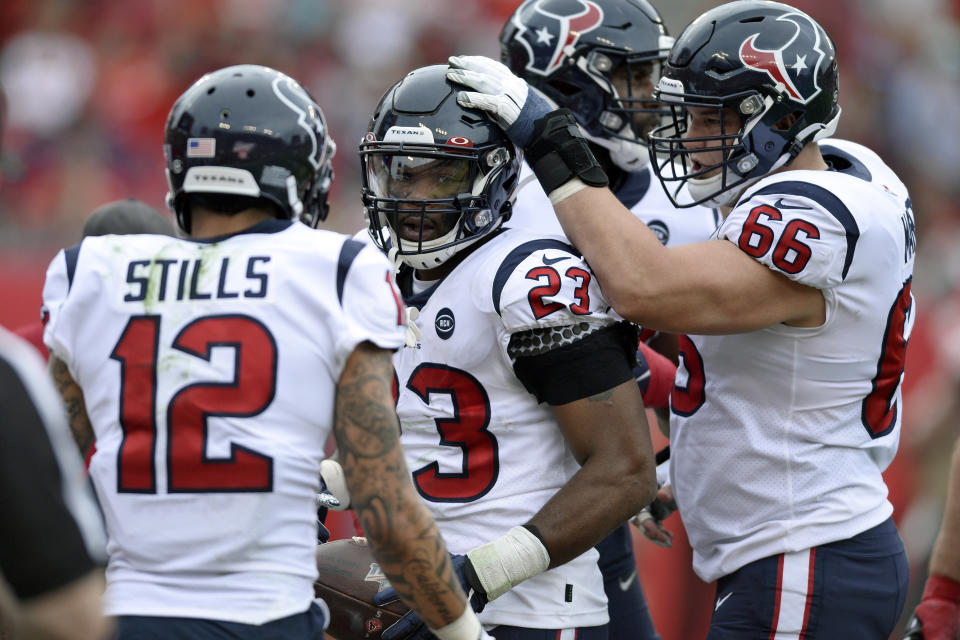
<box><xmin>272</xmin><ymin>75</ymin><xmax>326</xmax><ymax>170</ymax></box>
<box><xmin>511</xmin><ymin>0</ymin><xmax>605</xmax><ymax>76</ymax></box>
<box><xmin>738</xmin><ymin>11</ymin><xmax>828</xmax><ymax>104</ymax></box>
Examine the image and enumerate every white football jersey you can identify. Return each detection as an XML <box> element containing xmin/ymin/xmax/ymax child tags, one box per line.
<box><xmin>509</xmin><ymin>161</ymin><xmax>721</xmax><ymax>247</ymax></box>
<box><xmin>670</xmin><ymin>139</ymin><xmax>916</xmax><ymax>582</ymax></box>
<box><xmin>394</xmin><ymin>227</ymin><xmax>619</xmax><ymax>629</ymax></box>
<box><xmin>42</xmin><ymin>219</ymin><xmax>407</xmax><ymax>623</ymax></box>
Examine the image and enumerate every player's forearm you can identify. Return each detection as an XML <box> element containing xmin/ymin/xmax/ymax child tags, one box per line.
<box><xmin>350</xmin><ymin>451</ymin><xmax>467</xmax><ymax>630</ymax></box>
<box><xmin>528</xmin><ymin>452</ymin><xmax>654</xmax><ymax>567</ymax></box>
<box><xmin>530</xmin><ymin>382</ymin><xmax>657</xmax><ymax>567</ymax></box>
<box><xmin>929</xmin><ymin>440</ymin><xmax>960</xmax><ymax>583</ymax></box>
<box><xmin>48</xmin><ymin>357</ymin><xmax>94</xmax><ymax>455</ymax></box>
<box><xmin>20</xmin><ymin>570</ymin><xmax>110</xmax><ymax>640</ymax></box>
<box><xmin>334</xmin><ymin>343</ymin><xmax>467</xmax><ymax>630</ymax></box>
<box><xmin>553</xmin><ymin>186</ymin><xmax>668</xmax><ymax>322</ymax></box>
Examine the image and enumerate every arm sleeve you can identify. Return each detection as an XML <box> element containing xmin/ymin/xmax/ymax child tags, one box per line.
<box><xmin>0</xmin><ymin>331</ymin><xmax>106</xmax><ymax>600</ymax></box>
<box><xmin>498</xmin><ymin>248</ymin><xmax>636</xmax><ymax>404</ymax></box>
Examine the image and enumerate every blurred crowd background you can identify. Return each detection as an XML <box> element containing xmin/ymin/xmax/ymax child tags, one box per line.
<box><xmin>0</xmin><ymin>0</ymin><xmax>957</xmax><ymax>637</ymax></box>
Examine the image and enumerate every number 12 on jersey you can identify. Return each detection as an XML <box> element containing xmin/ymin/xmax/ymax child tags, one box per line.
<box><xmin>110</xmin><ymin>314</ymin><xmax>277</xmax><ymax>494</ymax></box>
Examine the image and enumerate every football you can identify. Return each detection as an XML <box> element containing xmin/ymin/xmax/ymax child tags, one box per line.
<box><xmin>314</xmin><ymin>537</ymin><xmax>410</xmax><ymax>639</ymax></box>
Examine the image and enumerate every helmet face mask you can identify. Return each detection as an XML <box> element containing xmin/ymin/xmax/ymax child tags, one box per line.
<box><xmin>164</xmin><ymin>65</ymin><xmax>336</xmax><ymax>232</ymax></box>
<box><xmin>500</xmin><ymin>0</ymin><xmax>674</xmax><ymax>171</ymax></box>
<box><xmin>360</xmin><ymin>66</ymin><xmax>521</xmax><ymax>271</ymax></box>
<box><xmin>647</xmin><ymin>1</ymin><xmax>841</xmax><ymax>208</ymax></box>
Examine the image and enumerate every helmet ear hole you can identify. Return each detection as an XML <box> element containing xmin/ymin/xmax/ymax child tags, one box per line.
<box><xmin>774</xmin><ymin>112</ymin><xmax>800</xmax><ymax>131</ymax></box>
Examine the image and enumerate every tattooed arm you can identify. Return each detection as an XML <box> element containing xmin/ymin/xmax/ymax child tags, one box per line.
<box><xmin>48</xmin><ymin>356</ymin><xmax>94</xmax><ymax>457</ymax></box>
<box><xmin>334</xmin><ymin>341</ymin><xmax>467</xmax><ymax>631</ymax></box>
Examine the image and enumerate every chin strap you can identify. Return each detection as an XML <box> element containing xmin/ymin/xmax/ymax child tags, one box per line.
<box><xmin>386</xmin><ymin>246</ymin><xmax>403</xmax><ymax>275</ymax></box>
<box><xmin>404</xmin><ymin>307</ymin><xmax>422</xmax><ymax>348</ymax></box>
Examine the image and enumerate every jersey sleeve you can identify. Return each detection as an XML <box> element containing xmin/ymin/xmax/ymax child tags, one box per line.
<box><xmin>495</xmin><ymin>245</ymin><xmax>616</xmax><ymax>334</ymax></box>
<box><xmin>42</xmin><ymin>244</ymin><xmax>82</xmax><ymax>371</ymax></box>
<box><xmin>495</xmin><ymin>244</ymin><xmax>637</xmax><ymax>405</ymax></box>
<box><xmin>334</xmin><ymin>240</ymin><xmax>407</xmax><ymax>374</ymax></box>
<box><xmin>719</xmin><ymin>190</ymin><xmax>855</xmax><ymax>290</ymax></box>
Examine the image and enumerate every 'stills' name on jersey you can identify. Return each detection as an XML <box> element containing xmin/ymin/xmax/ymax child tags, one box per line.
<box><xmin>123</xmin><ymin>255</ymin><xmax>271</xmax><ymax>303</ymax></box>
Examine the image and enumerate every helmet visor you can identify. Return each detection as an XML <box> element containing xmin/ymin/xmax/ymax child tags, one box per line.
<box><xmin>366</xmin><ymin>154</ymin><xmax>475</xmax><ymax>201</ymax></box>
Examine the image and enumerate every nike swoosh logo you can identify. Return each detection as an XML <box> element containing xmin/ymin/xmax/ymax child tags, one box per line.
<box><xmin>715</xmin><ymin>591</ymin><xmax>733</xmax><ymax>611</ymax></box>
<box><xmin>541</xmin><ymin>254</ymin><xmax>568</xmax><ymax>266</ymax></box>
<box><xmin>773</xmin><ymin>197</ymin><xmax>813</xmax><ymax>210</ymax></box>
<box><xmin>618</xmin><ymin>570</ymin><xmax>637</xmax><ymax>591</ymax></box>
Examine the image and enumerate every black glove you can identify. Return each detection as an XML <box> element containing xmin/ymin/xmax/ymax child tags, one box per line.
<box><xmin>373</xmin><ymin>554</ymin><xmax>487</xmax><ymax>640</ymax></box>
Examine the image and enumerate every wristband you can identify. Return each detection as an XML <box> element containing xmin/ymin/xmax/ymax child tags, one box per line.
<box><xmin>526</xmin><ymin>109</ymin><xmax>608</xmax><ymax>195</ymax></box>
<box><xmin>429</xmin><ymin>606</ymin><xmax>485</xmax><ymax>640</ymax></box>
<box><xmin>923</xmin><ymin>573</ymin><xmax>960</xmax><ymax>602</ymax></box>
<box><xmin>466</xmin><ymin>525</ymin><xmax>551</xmax><ymax>601</ymax></box>
<box><xmin>548</xmin><ymin>178</ymin><xmax>589</xmax><ymax>205</ymax></box>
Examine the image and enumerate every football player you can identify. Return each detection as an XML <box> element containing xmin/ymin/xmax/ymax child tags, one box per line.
<box><xmin>359</xmin><ymin>65</ymin><xmax>657</xmax><ymax>639</ymax></box>
<box><xmin>446</xmin><ymin>0</ymin><xmax>916</xmax><ymax>636</ymax></box>
<box><xmin>42</xmin><ymin>65</ymin><xmax>490</xmax><ymax>640</ymax></box>
<box><xmin>499</xmin><ymin>2</ymin><xmax>721</xmax><ymax>636</ymax></box>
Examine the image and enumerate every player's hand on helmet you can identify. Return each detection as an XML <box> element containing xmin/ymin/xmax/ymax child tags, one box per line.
<box><xmin>902</xmin><ymin>575</ymin><xmax>960</xmax><ymax>639</ymax></box>
<box><xmin>631</xmin><ymin>485</ymin><xmax>677</xmax><ymax>548</ymax></box>
<box><xmin>374</xmin><ymin>554</ymin><xmax>488</xmax><ymax>640</ymax></box>
<box><xmin>446</xmin><ymin>55</ymin><xmax>551</xmax><ymax>148</ymax></box>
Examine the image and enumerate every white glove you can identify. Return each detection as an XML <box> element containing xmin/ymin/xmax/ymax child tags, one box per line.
<box><xmin>446</xmin><ymin>55</ymin><xmax>528</xmax><ymax>129</ymax></box>
<box><xmin>446</xmin><ymin>55</ymin><xmax>552</xmax><ymax>148</ymax></box>
<box><xmin>319</xmin><ymin>458</ymin><xmax>351</xmax><ymax>511</ymax></box>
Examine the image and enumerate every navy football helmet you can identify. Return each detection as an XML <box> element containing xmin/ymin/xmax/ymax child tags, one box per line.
<box><xmin>500</xmin><ymin>0</ymin><xmax>674</xmax><ymax>171</ymax></box>
<box><xmin>360</xmin><ymin>65</ymin><xmax>521</xmax><ymax>270</ymax></box>
<box><xmin>164</xmin><ymin>65</ymin><xmax>336</xmax><ymax>232</ymax></box>
<box><xmin>648</xmin><ymin>1</ymin><xmax>841</xmax><ymax>207</ymax></box>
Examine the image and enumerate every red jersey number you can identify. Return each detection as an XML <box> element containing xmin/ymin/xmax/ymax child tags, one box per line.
<box><xmin>738</xmin><ymin>204</ymin><xmax>820</xmax><ymax>274</ymax></box>
<box><xmin>671</xmin><ymin>335</ymin><xmax>706</xmax><ymax>417</ymax></box>
<box><xmin>406</xmin><ymin>364</ymin><xmax>499</xmax><ymax>502</ymax></box>
<box><xmin>861</xmin><ymin>279</ymin><xmax>912</xmax><ymax>438</ymax></box>
<box><xmin>111</xmin><ymin>314</ymin><xmax>276</xmax><ymax>494</ymax></box>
